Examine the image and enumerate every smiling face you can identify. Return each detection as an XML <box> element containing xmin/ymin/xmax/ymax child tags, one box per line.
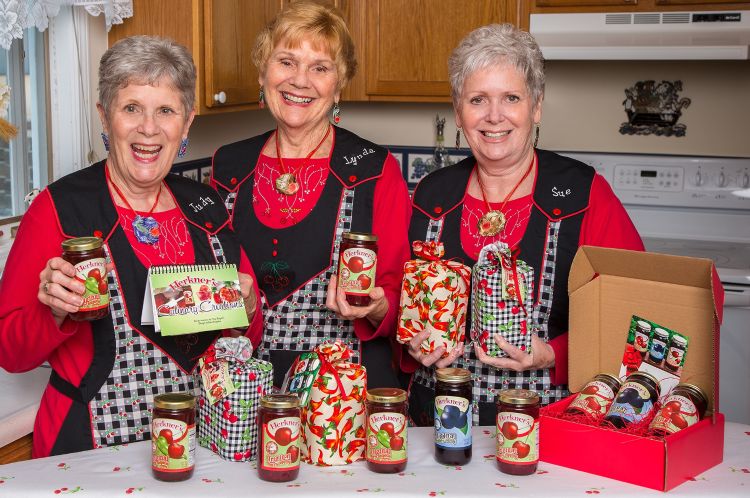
<box><xmin>260</xmin><ymin>38</ymin><xmax>340</xmax><ymax>135</ymax></box>
<box><xmin>455</xmin><ymin>63</ymin><xmax>541</xmax><ymax>171</ymax></box>
<box><xmin>98</xmin><ymin>77</ymin><xmax>194</xmax><ymax>190</ymax></box>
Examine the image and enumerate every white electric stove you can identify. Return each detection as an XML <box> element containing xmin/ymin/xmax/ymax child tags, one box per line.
<box><xmin>560</xmin><ymin>151</ymin><xmax>750</xmax><ymax>423</ymax></box>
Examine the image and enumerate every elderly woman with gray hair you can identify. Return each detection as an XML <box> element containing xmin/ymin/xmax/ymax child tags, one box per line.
<box><xmin>403</xmin><ymin>24</ymin><xmax>643</xmax><ymax>428</ymax></box>
<box><xmin>0</xmin><ymin>35</ymin><xmax>260</xmax><ymax>457</ymax></box>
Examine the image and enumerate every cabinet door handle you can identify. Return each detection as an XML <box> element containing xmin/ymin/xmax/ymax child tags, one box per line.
<box><xmin>213</xmin><ymin>91</ymin><xmax>227</xmax><ymax>104</ymax></box>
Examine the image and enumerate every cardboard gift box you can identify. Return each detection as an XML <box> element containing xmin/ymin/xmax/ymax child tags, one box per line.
<box><xmin>539</xmin><ymin>246</ymin><xmax>725</xmax><ymax>491</ymax></box>
<box><xmin>396</xmin><ymin>241</ymin><xmax>472</xmax><ymax>357</ymax></box>
<box><xmin>197</xmin><ymin>337</ymin><xmax>273</xmax><ymax>462</ymax></box>
<box><xmin>296</xmin><ymin>342</ymin><xmax>367</xmax><ymax>466</ymax></box>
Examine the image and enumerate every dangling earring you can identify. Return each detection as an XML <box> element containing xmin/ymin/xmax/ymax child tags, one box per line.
<box><xmin>101</xmin><ymin>132</ymin><xmax>110</xmax><ymax>152</ymax></box>
<box><xmin>178</xmin><ymin>138</ymin><xmax>189</xmax><ymax>158</ymax></box>
<box><xmin>533</xmin><ymin>125</ymin><xmax>540</xmax><ymax>148</ymax></box>
<box><xmin>258</xmin><ymin>87</ymin><xmax>265</xmax><ymax>109</ymax></box>
<box><xmin>332</xmin><ymin>101</ymin><xmax>341</xmax><ymax>124</ymax></box>
<box><xmin>455</xmin><ymin>128</ymin><xmax>461</xmax><ymax>149</ymax></box>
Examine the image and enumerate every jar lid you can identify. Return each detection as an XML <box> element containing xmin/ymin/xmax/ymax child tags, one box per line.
<box><xmin>627</xmin><ymin>370</ymin><xmax>660</xmax><ymax>388</ymax></box>
<box><xmin>653</xmin><ymin>327</ymin><xmax>669</xmax><ymax>337</ymax></box>
<box><xmin>154</xmin><ymin>393</ymin><xmax>195</xmax><ymax>410</ymax></box>
<box><xmin>636</xmin><ymin>320</ymin><xmax>652</xmax><ymax>330</ymax></box>
<box><xmin>594</xmin><ymin>373</ymin><xmax>622</xmax><ymax>388</ymax></box>
<box><xmin>436</xmin><ymin>367</ymin><xmax>471</xmax><ymax>384</ymax></box>
<box><xmin>62</xmin><ymin>236</ymin><xmax>103</xmax><ymax>252</ymax></box>
<box><xmin>366</xmin><ymin>387</ymin><xmax>406</xmax><ymax>403</ymax></box>
<box><xmin>497</xmin><ymin>388</ymin><xmax>539</xmax><ymax>405</ymax></box>
<box><xmin>260</xmin><ymin>394</ymin><xmax>299</xmax><ymax>409</ymax></box>
<box><xmin>671</xmin><ymin>335</ymin><xmax>688</xmax><ymax>346</ymax></box>
<box><xmin>675</xmin><ymin>383</ymin><xmax>708</xmax><ymax>406</ymax></box>
<box><xmin>342</xmin><ymin>231</ymin><xmax>378</xmax><ymax>242</ymax></box>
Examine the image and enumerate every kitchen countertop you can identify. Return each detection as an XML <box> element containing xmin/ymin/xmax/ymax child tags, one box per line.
<box><xmin>0</xmin><ymin>366</ymin><xmax>50</xmax><ymax>447</ymax></box>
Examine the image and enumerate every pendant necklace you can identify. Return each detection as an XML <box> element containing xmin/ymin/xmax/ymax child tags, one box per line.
<box><xmin>106</xmin><ymin>165</ymin><xmax>163</xmax><ymax>245</ymax></box>
<box><xmin>475</xmin><ymin>155</ymin><xmax>535</xmax><ymax>237</ymax></box>
<box><xmin>274</xmin><ymin>124</ymin><xmax>331</xmax><ymax>195</ymax></box>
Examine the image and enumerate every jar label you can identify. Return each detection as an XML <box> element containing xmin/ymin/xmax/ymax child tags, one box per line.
<box><xmin>567</xmin><ymin>380</ymin><xmax>616</xmax><ymax>418</ymax></box>
<box><xmin>338</xmin><ymin>247</ymin><xmax>377</xmax><ymax>296</ymax></box>
<box><xmin>634</xmin><ymin>328</ymin><xmax>650</xmax><ymax>354</ymax></box>
<box><xmin>366</xmin><ymin>412</ymin><xmax>407</xmax><ymax>464</ymax></box>
<box><xmin>434</xmin><ymin>395</ymin><xmax>472</xmax><ymax>449</ymax></box>
<box><xmin>648</xmin><ymin>336</ymin><xmax>668</xmax><ymax>362</ymax></box>
<box><xmin>665</xmin><ymin>346</ymin><xmax>685</xmax><ymax>369</ymax></box>
<box><xmin>606</xmin><ymin>380</ymin><xmax>656</xmax><ymax>425</ymax></box>
<box><xmin>261</xmin><ymin>416</ymin><xmax>301</xmax><ymax>471</ymax></box>
<box><xmin>152</xmin><ymin>418</ymin><xmax>195</xmax><ymax>472</ymax></box>
<box><xmin>496</xmin><ymin>411</ymin><xmax>538</xmax><ymax>465</ymax></box>
<box><xmin>74</xmin><ymin>258</ymin><xmax>110</xmax><ymax>311</ymax></box>
<box><xmin>649</xmin><ymin>394</ymin><xmax>699</xmax><ymax>435</ymax></box>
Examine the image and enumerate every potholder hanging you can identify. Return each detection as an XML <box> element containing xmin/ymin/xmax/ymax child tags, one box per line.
<box><xmin>471</xmin><ymin>242</ymin><xmax>534</xmax><ymax>358</ymax></box>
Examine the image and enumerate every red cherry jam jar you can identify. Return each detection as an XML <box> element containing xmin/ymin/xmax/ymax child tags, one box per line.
<box><xmin>61</xmin><ymin>236</ymin><xmax>110</xmax><ymax>321</ymax></box>
<box><xmin>338</xmin><ymin>232</ymin><xmax>378</xmax><ymax>306</ymax></box>
<box><xmin>365</xmin><ymin>387</ymin><xmax>408</xmax><ymax>473</ymax></box>
<box><xmin>649</xmin><ymin>383</ymin><xmax>708</xmax><ymax>437</ymax></box>
<box><xmin>565</xmin><ymin>373</ymin><xmax>622</xmax><ymax>420</ymax></box>
<box><xmin>495</xmin><ymin>389</ymin><xmax>539</xmax><ymax>476</ymax></box>
<box><xmin>152</xmin><ymin>393</ymin><xmax>196</xmax><ymax>482</ymax></box>
<box><xmin>434</xmin><ymin>367</ymin><xmax>472</xmax><ymax>465</ymax></box>
<box><xmin>604</xmin><ymin>371</ymin><xmax>660</xmax><ymax>429</ymax></box>
<box><xmin>258</xmin><ymin>394</ymin><xmax>301</xmax><ymax>482</ymax></box>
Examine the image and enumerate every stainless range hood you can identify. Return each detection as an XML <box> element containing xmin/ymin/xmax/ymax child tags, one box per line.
<box><xmin>530</xmin><ymin>11</ymin><xmax>750</xmax><ymax>60</ymax></box>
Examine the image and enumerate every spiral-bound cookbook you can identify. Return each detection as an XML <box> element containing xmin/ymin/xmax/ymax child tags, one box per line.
<box><xmin>141</xmin><ymin>263</ymin><xmax>249</xmax><ymax>336</ymax></box>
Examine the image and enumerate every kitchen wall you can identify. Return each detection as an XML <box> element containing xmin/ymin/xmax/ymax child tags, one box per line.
<box><xmin>86</xmin><ymin>18</ymin><xmax>750</xmax><ymax>168</ymax></box>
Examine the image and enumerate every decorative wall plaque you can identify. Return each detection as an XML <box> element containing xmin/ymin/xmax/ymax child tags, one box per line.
<box><xmin>620</xmin><ymin>80</ymin><xmax>691</xmax><ymax>137</ymax></box>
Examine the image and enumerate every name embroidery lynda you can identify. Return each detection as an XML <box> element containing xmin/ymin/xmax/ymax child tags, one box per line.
<box><xmin>343</xmin><ymin>147</ymin><xmax>376</xmax><ymax>166</ymax></box>
<box><xmin>189</xmin><ymin>196</ymin><xmax>216</xmax><ymax>212</ymax></box>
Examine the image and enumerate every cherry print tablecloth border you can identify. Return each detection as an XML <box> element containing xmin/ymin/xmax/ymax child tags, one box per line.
<box><xmin>0</xmin><ymin>424</ymin><xmax>748</xmax><ymax>497</ymax></box>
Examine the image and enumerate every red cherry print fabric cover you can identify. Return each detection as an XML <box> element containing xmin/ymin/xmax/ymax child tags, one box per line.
<box><xmin>471</xmin><ymin>242</ymin><xmax>535</xmax><ymax>358</ymax></box>
<box><xmin>299</xmin><ymin>342</ymin><xmax>367</xmax><ymax>466</ymax></box>
<box><xmin>197</xmin><ymin>336</ymin><xmax>273</xmax><ymax>461</ymax></box>
<box><xmin>396</xmin><ymin>241</ymin><xmax>472</xmax><ymax>358</ymax></box>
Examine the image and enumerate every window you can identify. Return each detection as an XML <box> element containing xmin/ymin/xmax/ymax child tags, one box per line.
<box><xmin>0</xmin><ymin>29</ymin><xmax>48</xmax><ymax>221</ymax></box>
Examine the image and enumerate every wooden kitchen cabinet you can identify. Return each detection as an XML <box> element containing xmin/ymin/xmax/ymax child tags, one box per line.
<box><xmin>364</xmin><ymin>0</ymin><xmax>521</xmax><ymax>100</ymax></box>
<box><xmin>109</xmin><ymin>0</ymin><xmax>282</xmax><ymax>115</ymax></box>
<box><xmin>0</xmin><ymin>434</ymin><xmax>32</xmax><ymax>464</ymax></box>
<box><xmin>529</xmin><ymin>0</ymin><xmax>750</xmax><ymax>12</ymax></box>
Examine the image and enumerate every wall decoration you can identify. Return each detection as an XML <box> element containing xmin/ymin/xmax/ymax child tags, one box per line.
<box><xmin>620</xmin><ymin>80</ymin><xmax>691</xmax><ymax>137</ymax></box>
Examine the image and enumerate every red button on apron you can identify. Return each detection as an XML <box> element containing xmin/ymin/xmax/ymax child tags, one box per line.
<box><xmin>93</xmin><ymin>230</ymin><xmax>103</xmax><ymax>238</ymax></box>
<box><xmin>349</xmin><ymin>175</ymin><xmax>357</xmax><ymax>182</ymax></box>
<box><xmin>552</xmin><ymin>208</ymin><xmax>561</xmax><ymax>216</ymax></box>
<box><xmin>205</xmin><ymin>222</ymin><xmax>213</xmax><ymax>229</ymax></box>
<box><xmin>230</xmin><ymin>177</ymin><xmax>237</xmax><ymax>185</ymax></box>
<box><xmin>272</xmin><ymin>250</ymin><xmax>278</xmax><ymax>257</ymax></box>
<box><xmin>272</xmin><ymin>238</ymin><xmax>278</xmax><ymax>245</ymax></box>
<box><xmin>434</xmin><ymin>206</ymin><xmax>443</xmax><ymax>214</ymax></box>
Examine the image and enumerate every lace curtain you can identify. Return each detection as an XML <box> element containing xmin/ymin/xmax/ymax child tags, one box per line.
<box><xmin>0</xmin><ymin>0</ymin><xmax>133</xmax><ymax>49</ymax></box>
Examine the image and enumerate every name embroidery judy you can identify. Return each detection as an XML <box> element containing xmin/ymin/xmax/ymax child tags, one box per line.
<box><xmin>343</xmin><ymin>147</ymin><xmax>376</xmax><ymax>166</ymax></box>
<box><xmin>551</xmin><ymin>186</ymin><xmax>572</xmax><ymax>197</ymax></box>
<box><xmin>189</xmin><ymin>196</ymin><xmax>215</xmax><ymax>212</ymax></box>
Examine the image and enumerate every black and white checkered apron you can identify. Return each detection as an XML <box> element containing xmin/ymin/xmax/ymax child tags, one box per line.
<box><xmin>412</xmin><ymin>218</ymin><xmax>569</xmax><ymax>425</ymax></box>
<box><xmin>255</xmin><ymin>188</ymin><xmax>360</xmax><ymax>364</ymax></box>
<box><xmin>88</xmin><ymin>236</ymin><xmax>227</xmax><ymax>448</ymax></box>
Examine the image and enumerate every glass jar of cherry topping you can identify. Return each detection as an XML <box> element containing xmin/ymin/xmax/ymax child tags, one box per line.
<box><xmin>337</xmin><ymin>232</ymin><xmax>378</xmax><ymax>306</ymax></box>
<box><xmin>565</xmin><ymin>373</ymin><xmax>622</xmax><ymax>420</ymax></box>
<box><xmin>257</xmin><ymin>394</ymin><xmax>301</xmax><ymax>482</ymax></box>
<box><xmin>152</xmin><ymin>393</ymin><xmax>196</xmax><ymax>482</ymax></box>
<box><xmin>649</xmin><ymin>383</ymin><xmax>708</xmax><ymax>437</ymax></box>
<box><xmin>365</xmin><ymin>387</ymin><xmax>408</xmax><ymax>473</ymax></box>
<box><xmin>61</xmin><ymin>236</ymin><xmax>110</xmax><ymax>321</ymax></box>
<box><xmin>495</xmin><ymin>389</ymin><xmax>539</xmax><ymax>476</ymax></box>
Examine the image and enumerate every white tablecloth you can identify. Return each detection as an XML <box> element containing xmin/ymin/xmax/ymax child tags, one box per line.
<box><xmin>0</xmin><ymin>424</ymin><xmax>748</xmax><ymax>497</ymax></box>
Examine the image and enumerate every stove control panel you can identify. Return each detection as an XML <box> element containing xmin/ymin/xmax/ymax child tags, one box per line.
<box><xmin>559</xmin><ymin>152</ymin><xmax>750</xmax><ymax>210</ymax></box>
